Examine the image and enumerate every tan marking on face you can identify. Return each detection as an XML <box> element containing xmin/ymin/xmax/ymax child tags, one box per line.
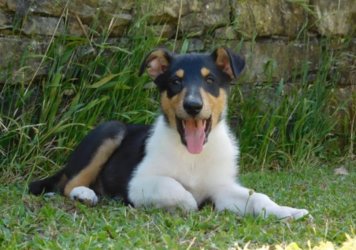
<box><xmin>175</xmin><ymin>69</ymin><xmax>184</xmax><ymax>78</ymax></box>
<box><xmin>64</xmin><ymin>137</ymin><xmax>122</xmax><ymax>197</ymax></box>
<box><xmin>160</xmin><ymin>90</ymin><xmax>186</xmax><ymax>129</ymax></box>
<box><xmin>160</xmin><ymin>87</ymin><xmax>226</xmax><ymax>129</ymax></box>
<box><xmin>201</xmin><ymin>67</ymin><xmax>210</xmax><ymax>78</ymax></box>
<box><xmin>200</xmin><ymin>88</ymin><xmax>227</xmax><ymax>128</ymax></box>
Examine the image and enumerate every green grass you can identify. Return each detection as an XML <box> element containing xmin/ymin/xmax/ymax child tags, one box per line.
<box><xmin>0</xmin><ymin>12</ymin><xmax>355</xmax><ymax>249</ymax></box>
<box><xmin>1</xmin><ymin>165</ymin><xmax>355</xmax><ymax>249</ymax></box>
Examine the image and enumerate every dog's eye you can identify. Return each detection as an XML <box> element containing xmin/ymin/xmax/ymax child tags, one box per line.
<box><xmin>171</xmin><ymin>78</ymin><xmax>182</xmax><ymax>85</ymax></box>
<box><xmin>206</xmin><ymin>76</ymin><xmax>215</xmax><ymax>84</ymax></box>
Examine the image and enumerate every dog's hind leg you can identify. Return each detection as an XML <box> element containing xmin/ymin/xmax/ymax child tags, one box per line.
<box><xmin>62</xmin><ymin>121</ymin><xmax>126</xmax><ymax>205</ymax></box>
<box><xmin>63</xmin><ymin>138</ymin><xmax>120</xmax><ymax>205</ymax></box>
<box><xmin>29</xmin><ymin>121</ymin><xmax>126</xmax><ymax>205</ymax></box>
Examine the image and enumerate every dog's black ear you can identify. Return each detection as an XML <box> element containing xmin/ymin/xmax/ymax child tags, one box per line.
<box><xmin>212</xmin><ymin>47</ymin><xmax>245</xmax><ymax>80</ymax></box>
<box><xmin>139</xmin><ymin>48</ymin><xmax>172</xmax><ymax>79</ymax></box>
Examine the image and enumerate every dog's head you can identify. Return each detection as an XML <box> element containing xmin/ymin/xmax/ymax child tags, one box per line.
<box><xmin>140</xmin><ymin>47</ymin><xmax>245</xmax><ymax>154</ymax></box>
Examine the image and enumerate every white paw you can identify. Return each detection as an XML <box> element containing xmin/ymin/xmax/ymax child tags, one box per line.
<box><xmin>129</xmin><ymin>176</ymin><xmax>198</xmax><ymax>212</ymax></box>
<box><xmin>69</xmin><ymin>186</ymin><xmax>98</xmax><ymax>206</ymax></box>
<box><xmin>156</xmin><ymin>188</ymin><xmax>198</xmax><ymax>212</ymax></box>
<box><xmin>176</xmin><ymin>192</ymin><xmax>199</xmax><ymax>211</ymax></box>
<box><xmin>275</xmin><ymin>206</ymin><xmax>310</xmax><ymax>220</ymax></box>
<box><xmin>137</xmin><ymin>190</ymin><xmax>198</xmax><ymax>212</ymax></box>
<box><xmin>252</xmin><ymin>193</ymin><xmax>310</xmax><ymax>219</ymax></box>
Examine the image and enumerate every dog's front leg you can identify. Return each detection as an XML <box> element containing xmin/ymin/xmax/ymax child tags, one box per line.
<box><xmin>212</xmin><ymin>183</ymin><xmax>309</xmax><ymax>219</ymax></box>
<box><xmin>128</xmin><ymin>176</ymin><xmax>198</xmax><ymax>211</ymax></box>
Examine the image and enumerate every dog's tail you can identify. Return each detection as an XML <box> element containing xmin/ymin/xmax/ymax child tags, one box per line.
<box><xmin>29</xmin><ymin>169</ymin><xmax>67</xmax><ymax>195</ymax></box>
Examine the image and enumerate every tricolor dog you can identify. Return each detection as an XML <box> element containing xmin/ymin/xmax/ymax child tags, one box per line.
<box><xmin>29</xmin><ymin>48</ymin><xmax>309</xmax><ymax>219</ymax></box>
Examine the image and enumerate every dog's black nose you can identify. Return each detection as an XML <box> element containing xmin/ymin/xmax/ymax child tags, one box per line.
<box><xmin>183</xmin><ymin>98</ymin><xmax>203</xmax><ymax>116</ymax></box>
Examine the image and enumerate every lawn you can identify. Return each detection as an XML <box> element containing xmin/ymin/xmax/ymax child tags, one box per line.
<box><xmin>1</xmin><ymin>164</ymin><xmax>354</xmax><ymax>249</ymax></box>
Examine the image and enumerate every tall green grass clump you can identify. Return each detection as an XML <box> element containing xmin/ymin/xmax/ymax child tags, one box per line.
<box><xmin>229</xmin><ymin>42</ymin><xmax>348</xmax><ymax>171</ymax></box>
<box><xmin>0</xmin><ymin>15</ymin><xmax>165</xmax><ymax>181</ymax></box>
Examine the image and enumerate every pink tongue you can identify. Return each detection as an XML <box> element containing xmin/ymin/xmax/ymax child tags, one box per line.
<box><xmin>184</xmin><ymin>120</ymin><xmax>206</xmax><ymax>154</ymax></box>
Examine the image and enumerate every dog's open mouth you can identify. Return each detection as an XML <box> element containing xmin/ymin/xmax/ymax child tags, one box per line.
<box><xmin>176</xmin><ymin>116</ymin><xmax>212</xmax><ymax>154</ymax></box>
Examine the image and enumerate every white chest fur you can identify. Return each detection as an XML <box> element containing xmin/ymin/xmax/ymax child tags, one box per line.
<box><xmin>129</xmin><ymin>115</ymin><xmax>239</xmax><ymax>205</ymax></box>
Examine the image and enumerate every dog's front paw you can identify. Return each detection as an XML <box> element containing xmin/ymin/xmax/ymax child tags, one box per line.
<box><xmin>149</xmin><ymin>190</ymin><xmax>198</xmax><ymax>212</ymax></box>
<box><xmin>70</xmin><ymin>186</ymin><xmax>98</xmax><ymax>206</ymax></box>
<box><xmin>252</xmin><ymin>193</ymin><xmax>310</xmax><ymax>219</ymax></box>
<box><xmin>274</xmin><ymin>206</ymin><xmax>310</xmax><ymax>220</ymax></box>
<box><xmin>178</xmin><ymin>192</ymin><xmax>199</xmax><ymax>212</ymax></box>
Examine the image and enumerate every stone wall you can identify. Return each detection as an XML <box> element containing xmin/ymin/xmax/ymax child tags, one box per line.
<box><xmin>0</xmin><ymin>0</ymin><xmax>355</xmax><ymax>86</ymax></box>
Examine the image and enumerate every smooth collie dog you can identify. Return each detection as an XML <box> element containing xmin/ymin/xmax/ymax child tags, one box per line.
<box><xmin>29</xmin><ymin>47</ymin><xmax>309</xmax><ymax>219</ymax></box>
